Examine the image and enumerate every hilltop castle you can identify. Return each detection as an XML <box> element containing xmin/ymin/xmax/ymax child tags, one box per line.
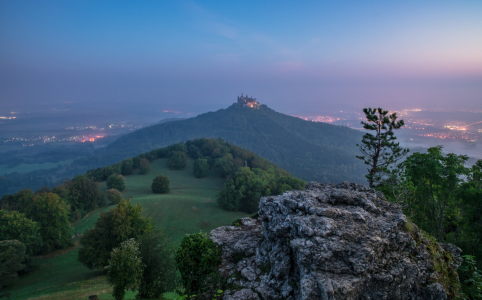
<box><xmin>237</xmin><ymin>94</ymin><xmax>260</xmax><ymax>108</ymax></box>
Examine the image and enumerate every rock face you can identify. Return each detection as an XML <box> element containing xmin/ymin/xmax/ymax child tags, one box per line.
<box><xmin>210</xmin><ymin>182</ymin><xmax>462</xmax><ymax>300</ymax></box>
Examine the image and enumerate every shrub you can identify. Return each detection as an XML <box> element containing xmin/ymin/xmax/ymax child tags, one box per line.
<box><xmin>121</xmin><ymin>159</ymin><xmax>134</xmax><ymax>176</ymax></box>
<box><xmin>137</xmin><ymin>231</ymin><xmax>177</xmax><ymax>298</ymax></box>
<box><xmin>175</xmin><ymin>232</ymin><xmax>222</xmax><ymax>295</ymax></box>
<box><xmin>193</xmin><ymin>158</ymin><xmax>209</xmax><ymax>178</ymax></box>
<box><xmin>106</xmin><ymin>189</ymin><xmax>123</xmax><ymax>205</ymax></box>
<box><xmin>107</xmin><ymin>239</ymin><xmax>144</xmax><ymax>300</ymax></box>
<box><xmin>107</xmin><ymin>175</ymin><xmax>126</xmax><ymax>192</ymax></box>
<box><xmin>152</xmin><ymin>175</ymin><xmax>170</xmax><ymax>194</ymax></box>
<box><xmin>78</xmin><ymin>199</ymin><xmax>153</xmax><ymax>269</ymax></box>
<box><xmin>0</xmin><ymin>210</ymin><xmax>43</xmax><ymax>255</ymax></box>
<box><xmin>138</xmin><ymin>158</ymin><xmax>151</xmax><ymax>175</ymax></box>
<box><xmin>168</xmin><ymin>151</ymin><xmax>187</xmax><ymax>170</ymax></box>
<box><xmin>0</xmin><ymin>240</ymin><xmax>27</xmax><ymax>289</ymax></box>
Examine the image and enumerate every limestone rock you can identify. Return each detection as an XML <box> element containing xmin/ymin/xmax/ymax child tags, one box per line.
<box><xmin>210</xmin><ymin>181</ymin><xmax>462</xmax><ymax>300</ymax></box>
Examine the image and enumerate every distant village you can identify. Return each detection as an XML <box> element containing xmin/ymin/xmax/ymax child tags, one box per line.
<box><xmin>236</xmin><ymin>94</ymin><xmax>260</xmax><ymax>108</ymax></box>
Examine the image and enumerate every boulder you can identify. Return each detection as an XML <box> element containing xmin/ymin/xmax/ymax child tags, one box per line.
<box><xmin>210</xmin><ymin>181</ymin><xmax>462</xmax><ymax>300</ymax></box>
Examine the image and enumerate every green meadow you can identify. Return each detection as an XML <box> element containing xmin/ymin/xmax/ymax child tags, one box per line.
<box><xmin>3</xmin><ymin>158</ymin><xmax>247</xmax><ymax>299</ymax></box>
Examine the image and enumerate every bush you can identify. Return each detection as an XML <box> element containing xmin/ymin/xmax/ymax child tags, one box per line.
<box><xmin>106</xmin><ymin>189</ymin><xmax>123</xmax><ymax>205</ymax></box>
<box><xmin>107</xmin><ymin>239</ymin><xmax>144</xmax><ymax>300</ymax></box>
<box><xmin>175</xmin><ymin>232</ymin><xmax>222</xmax><ymax>295</ymax></box>
<box><xmin>168</xmin><ymin>151</ymin><xmax>187</xmax><ymax>170</ymax></box>
<box><xmin>139</xmin><ymin>158</ymin><xmax>151</xmax><ymax>175</ymax></box>
<box><xmin>121</xmin><ymin>159</ymin><xmax>134</xmax><ymax>176</ymax></box>
<box><xmin>0</xmin><ymin>240</ymin><xmax>27</xmax><ymax>289</ymax></box>
<box><xmin>26</xmin><ymin>192</ymin><xmax>72</xmax><ymax>253</ymax></box>
<box><xmin>107</xmin><ymin>175</ymin><xmax>126</xmax><ymax>192</ymax></box>
<box><xmin>193</xmin><ymin>158</ymin><xmax>209</xmax><ymax>178</ymax></box>
<box><xmin>137</xmin><ymin>231</ymin><xmax>177</xmax><ymax>298</ymax></box>
<box><xmin>0</xmin><ymin>210</ymin><xmax>43</xmax><ymax>255</ymax></box>
<box><xmin>152</xmin><ymin>175</ymin><xmax>170</xmax><ymax>194</ymax></box>
<box><xmin>78</xmin><ymin>199</ymin><xmax>153</xmax><ymax>269</ymax></box>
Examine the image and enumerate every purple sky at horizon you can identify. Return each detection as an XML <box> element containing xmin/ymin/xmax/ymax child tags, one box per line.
<box><xmin>1</xmin><ymin>0</ymin><xmax>481</xmax><ymax>115</ymax></box>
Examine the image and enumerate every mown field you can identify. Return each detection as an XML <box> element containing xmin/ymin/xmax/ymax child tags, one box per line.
<box><xmin>3</xmin><ymin>158</ymin><xmax>247</xmax><ymax>299</ymax></box>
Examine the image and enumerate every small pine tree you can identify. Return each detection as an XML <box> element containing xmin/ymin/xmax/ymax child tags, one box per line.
<box><xmin>356</xmin><ymin>108</ymin><xmax>408</xmax><ymax>188</ymax></box>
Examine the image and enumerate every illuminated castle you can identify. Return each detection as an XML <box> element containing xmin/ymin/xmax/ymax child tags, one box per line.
<box><xmin>236</xmin><ymin>94</ymin><xmax>260</xmax><ymax>108</ymax></box>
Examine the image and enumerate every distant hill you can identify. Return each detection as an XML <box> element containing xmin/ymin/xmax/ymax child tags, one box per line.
<box><xmin>97</xmin><ymin>103</ymin><xmax>366</xmax><ymax>183</ymax></box>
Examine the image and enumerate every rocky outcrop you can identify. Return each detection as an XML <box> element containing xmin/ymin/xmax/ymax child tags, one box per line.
<box><xmin>210</xmin><ymin>182</ymin><xmax>462</xmax><ymax>300</ymax></box>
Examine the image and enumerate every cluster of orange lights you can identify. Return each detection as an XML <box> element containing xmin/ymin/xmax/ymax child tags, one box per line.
<box><xmin>78</xmin><ymin>135</ymin><xmax>105</xmax><ymax>142</ymax></box>
<box><xmin>293</xmin><ymin>115</ymin><xmax>339</xmax><ymax>123</ymax></box>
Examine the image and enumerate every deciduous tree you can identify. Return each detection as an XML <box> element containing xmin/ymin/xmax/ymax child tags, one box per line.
<box><xmin>78</xmin><ymin>199</ymin><xmax>153</xmax><ymax>269</ymax></box>
<box><xmin>168</xmin><ymin>151</ymin><xmax>187</xmax><ymax>170</ymax></box>
<box><xmin>137</xmin><ymin>231</ymin><xmax>177</xmax><ymax>298</ymax></box>
<box><xmin>193</xmin><ymin>158</ymin><xmax>209</xmax><ymax>178</ymax></box>
<box><xmin>0</xmin><ymin>240</ymin><xmax>27</xmax><ymax>289</ymax></box>
<box><xmin>26</xmin><ymin>192</ymin><xmax>72</xmax><ymax>253</ymax></box>
<box><xmin>151</xmin><ymin>175</ymin><xmax>170</xmax><ymax>194</ymax></box>
<box><xmin>107</xmin><ymin>239</ymin><xmax>144</xmax><ymax>300</ymax></box>
<box><xmin>138</xmin><ymin>158</ymin><xmax>151</xmax><ymax>175</ymax></box>
<box><xmin>107</xmin><ymin>175</ymin><xmax>126</xmax><ymax>192</ymax></box>
<box><xmin>0</xmin><ymin>210</ymin><xmax>43</xmax><ymax>255</ymax></box>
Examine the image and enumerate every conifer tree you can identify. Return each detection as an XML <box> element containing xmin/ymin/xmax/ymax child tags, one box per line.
<box><xmin>356</xmin><ymin>108</ymin><xmax>408</xmax><ymax>187</ymax></box>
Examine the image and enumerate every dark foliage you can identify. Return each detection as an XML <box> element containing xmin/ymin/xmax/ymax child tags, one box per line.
<box><xmin>151</xmin><ymin>175</ymin><xmax>170</xmax><ymax>194</ymax></box>
<box><xmin>78</xmin><ymin>199</ymin><xmax>153</xmax><ymax>269</ymax></box>
<box><xmin>121</xmin><ymin>159</ymin><xmax>134</xmax><ymax>176</ymax></box>
<box><xmin>168</xmin><ymin>151</ymin><xmax>187</xmax><ymax>170</ymax></box>
<box><xmin>175</xmin><ymin>232</ymin><xmax>222</xmax><ymax>295</ymax></box>
<box><xmin>136</xmin><ymin>231</ymin><xmax>177</xmax><ymax>298</ymax></box>
<box><xmin>0</xmin><ymin>210</ymin><xmax>43</xmax><ymax>255</ymax></box>
<box><xmin>0</xmin><ymin>240</ymin><xmax>27</xmax><ymax>289</ymax></box>
<box><xmin>107</xmin><ymin>175</ymin><xmax>126</xmax><ymax>192</ymax></box>
<box><xmin>25</xmin><ymin>192</ymin><xmax>72</xmax><ymax>253</ymax></box>
<box><xmin>105</xmin><ymin>189</ymin><xmax>123</xmax><ymax>205</ymax></box>
<box><xmin>138</xmin><ymin>158</ymin><xmax>151</xmax><ymax>175</ymax></box>
<box><xmin>54</xmin><ymin>175</ymin><xmax>106</xmax><ymax>220</ymax></box>
<box><xmin>0</xmin><ymin>189</ymin><xmax>34</xmax><ymax>213</ymax></box>
<box><xmin>193</xmin><ymin>158</ymin><xmax>209</xmax><ymax>178</ymax></box>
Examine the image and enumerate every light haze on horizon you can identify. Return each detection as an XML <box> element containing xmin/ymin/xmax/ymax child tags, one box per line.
<box><xmin>1</xmin><ymin>0</ymin><xmax>481</xmax><ymax>115</ymax></box>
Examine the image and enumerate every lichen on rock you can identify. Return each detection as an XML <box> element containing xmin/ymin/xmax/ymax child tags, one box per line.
<box><xmin>209</xmin><ymin>181</ymin><xmax>462</xmax><ymax>300</ymax></box>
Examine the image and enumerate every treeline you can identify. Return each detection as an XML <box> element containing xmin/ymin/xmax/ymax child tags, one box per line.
<box><xmin>86</xmin><ymin>138</ymin><xmax>305</xmax><ymax>213</ymax></box>
<box><xmin>377</xmin><ymin>146</ymin><xmax>482</xmax><ymax>299</ymax></box>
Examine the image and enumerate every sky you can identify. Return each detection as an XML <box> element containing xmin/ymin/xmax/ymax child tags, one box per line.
<box><xmin>1</xmin><ymin>0</ymin><xmax>481</xmax><ymax>115</ymax></box>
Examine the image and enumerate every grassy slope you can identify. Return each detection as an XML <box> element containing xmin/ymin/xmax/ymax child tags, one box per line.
<box><xmin>4</xmin><ymin>158</ymin><xmax>246</xmax><ymax>299</ymax></box>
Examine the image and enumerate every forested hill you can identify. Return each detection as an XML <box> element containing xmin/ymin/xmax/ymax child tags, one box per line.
<box><xmin>97</xmin><ymin>104</ymin><xmax>365</xmax><ymax>183</ymax></box>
